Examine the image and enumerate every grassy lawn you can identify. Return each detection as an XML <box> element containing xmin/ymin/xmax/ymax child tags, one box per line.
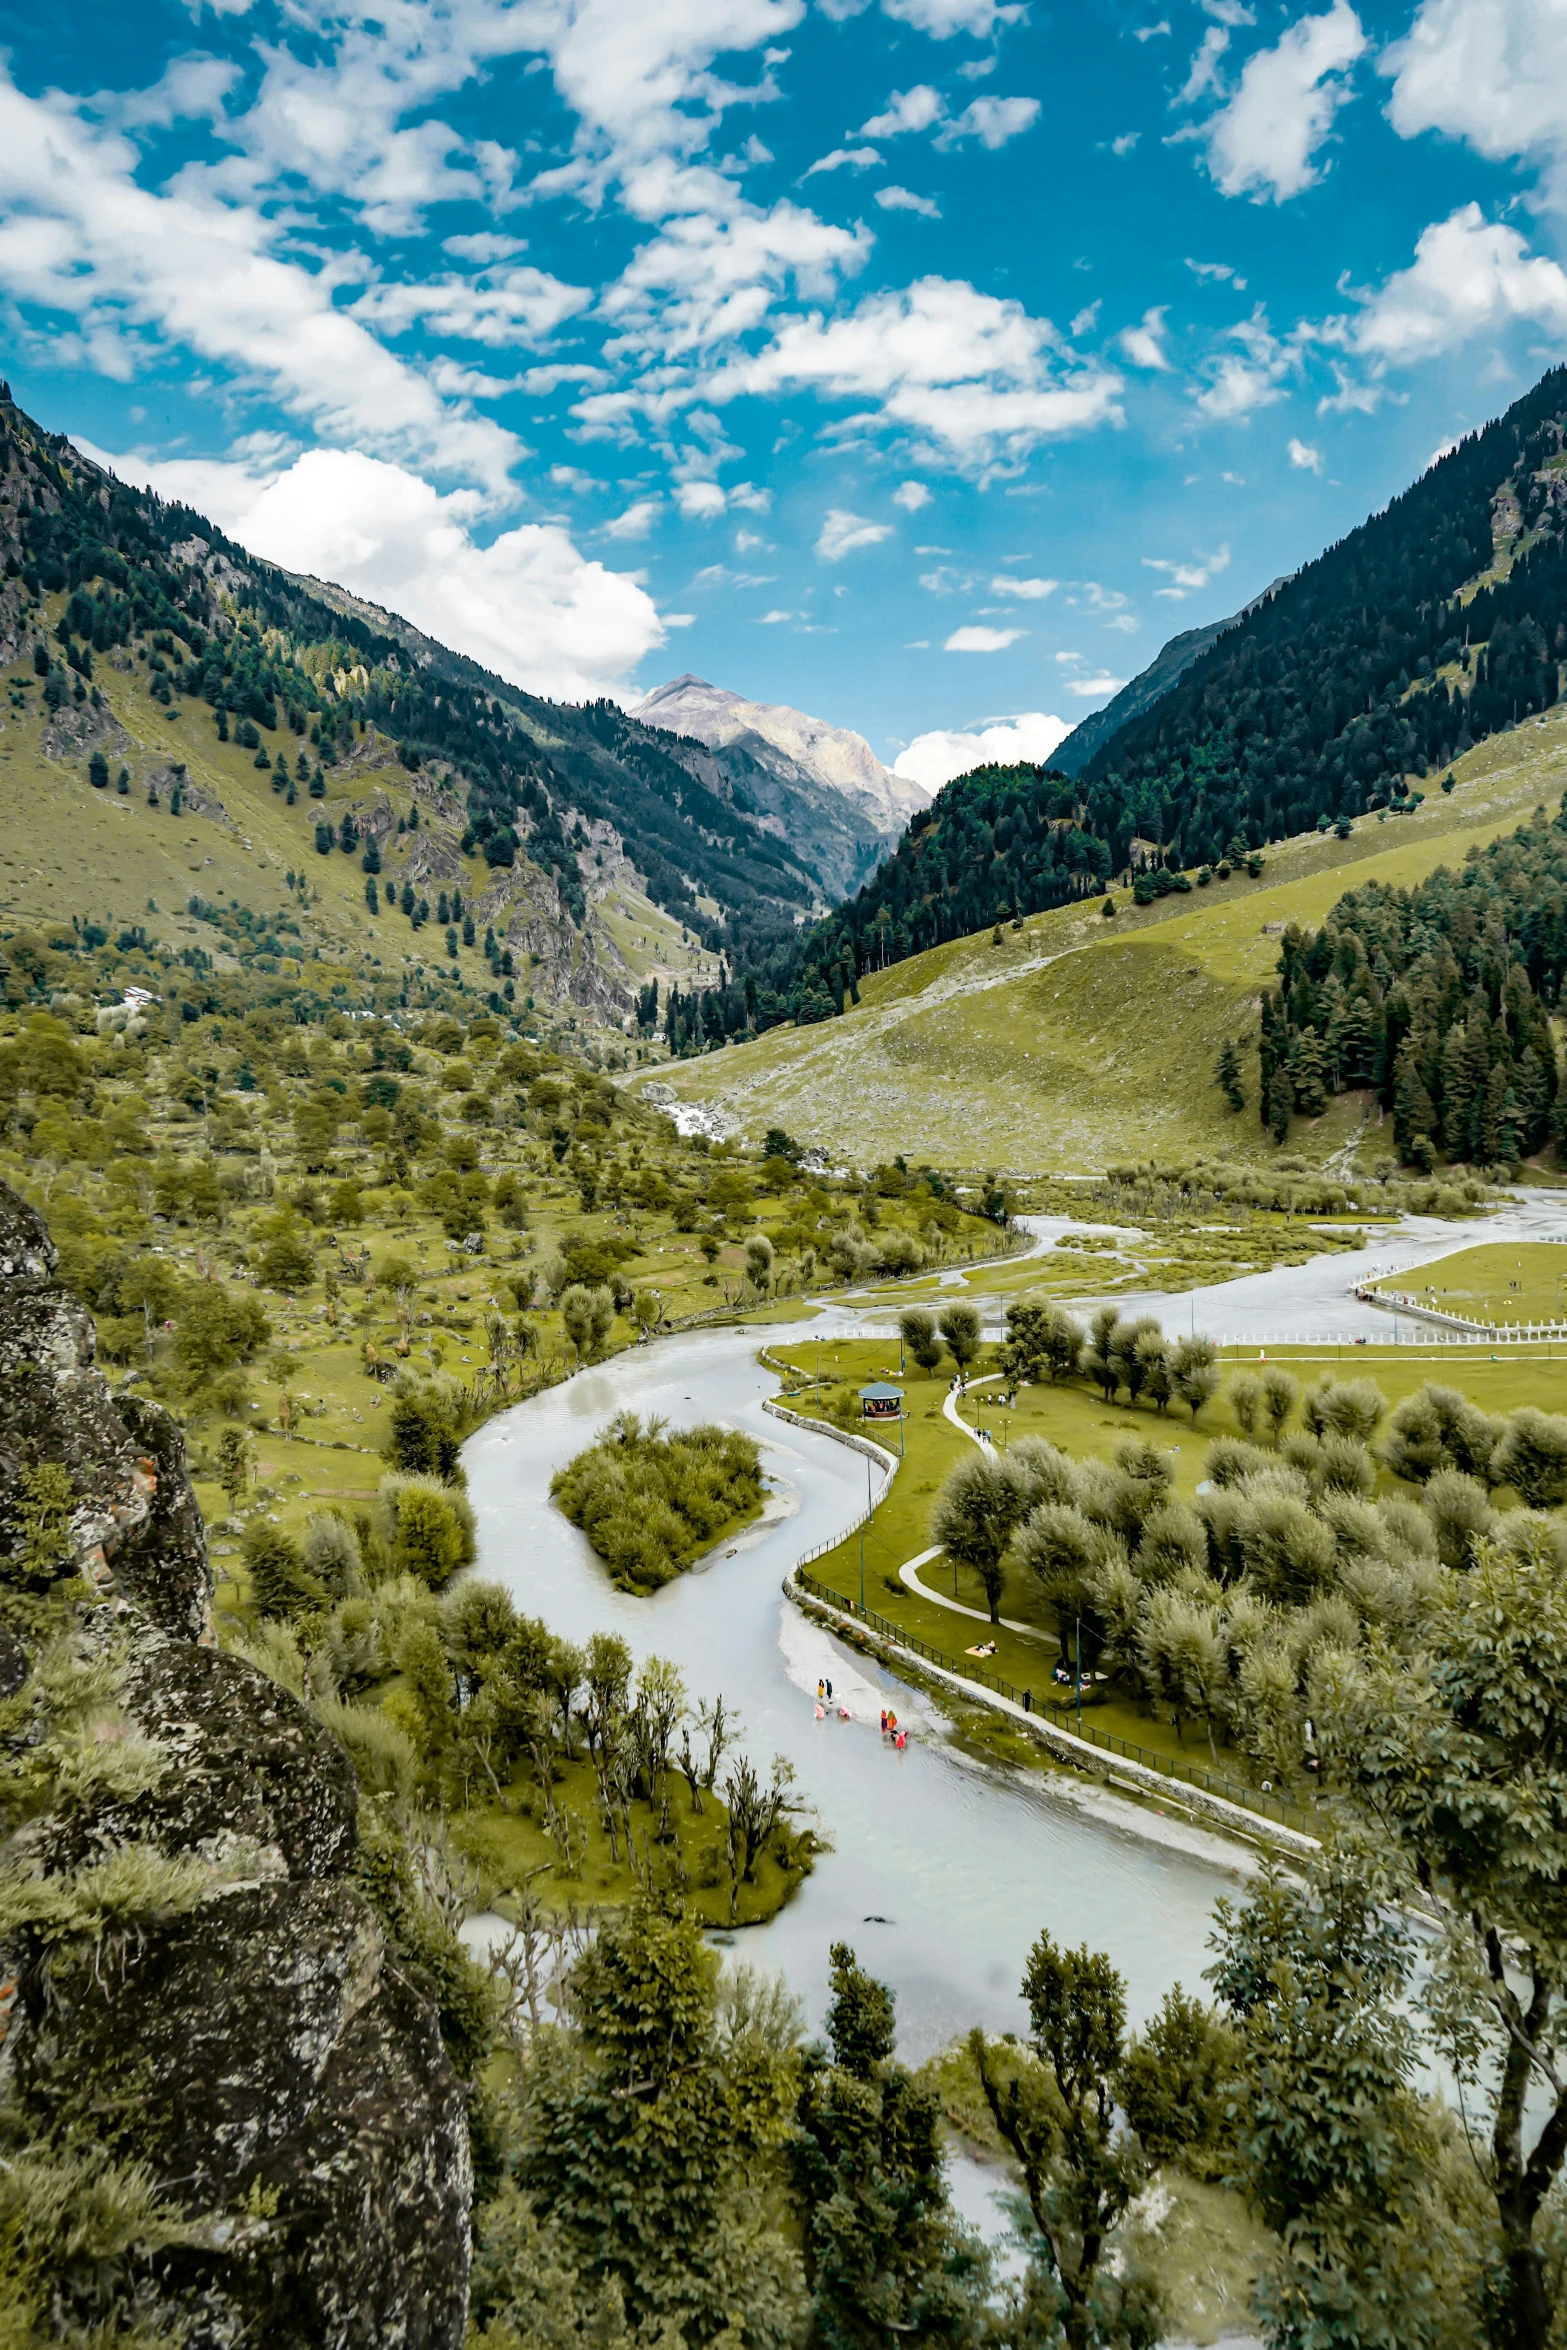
<box><xmin>1372</xmin><ymin>1240</ymin><xmax>1567</xmax><ymax>1326</ymax></box>
<box><xmin>770</xmin><ymin>1333</ymin><xmax>1567</xmax><ymax>1795</ymax></box>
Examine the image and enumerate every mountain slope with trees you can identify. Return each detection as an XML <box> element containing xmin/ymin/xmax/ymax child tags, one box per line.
<box><xmin>0</xmin><ymin>384</ymin><xmax>886</xmax><ymax>1030</ymax></box>
<box><xmin>1080</xmin><ymin>364</ymin><xmax>1567</xmax><ymax>860</ymax></box>
<box><xmin>666</xmin><ymin>364</ymin><xmax>1567</xmax><ymax>1050</ymax></box>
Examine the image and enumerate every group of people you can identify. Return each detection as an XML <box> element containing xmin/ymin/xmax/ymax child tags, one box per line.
<box><xmin>810</xmin><ymin>1678</ymin><xmax>909</xmax><ymax>1747</ymax></box>
<box><xmin>815</xmin><ymin>1677</ymin><xmax>850</xmax><ymax>1722</ymax></box>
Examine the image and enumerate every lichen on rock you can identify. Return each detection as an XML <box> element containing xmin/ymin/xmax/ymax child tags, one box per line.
<box><xmin>0</xmin><ymin>1178</ymin><xmax>473</xmax><ymax>2346</ymax></box>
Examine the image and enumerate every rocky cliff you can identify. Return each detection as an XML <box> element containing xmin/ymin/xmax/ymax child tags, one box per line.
<box><xmin>0</xmin><ymin>1180</ymin><xmax>471</xmax><ymax>2347</ymax></box>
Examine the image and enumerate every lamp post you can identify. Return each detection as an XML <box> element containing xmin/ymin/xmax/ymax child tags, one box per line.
<box><xmin>1075</xmin><ymin>1615</ymin><xmax>1082</xmax><ymax>1733</ymax></box>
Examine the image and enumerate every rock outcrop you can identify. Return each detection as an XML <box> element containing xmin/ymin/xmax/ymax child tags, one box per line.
<box><xmin>0</xmin><ymin>1179</ymin><xmax>472</xmax><ymax>2346</ymax></box>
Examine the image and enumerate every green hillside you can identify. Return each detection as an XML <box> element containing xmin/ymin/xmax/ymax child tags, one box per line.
<box><xmin>0</xmin><ymin>384</ymin><xmax>886</xmax><ymax>1049</ymax></box>
<box><xmin>630</xmin><ymin>701</ymin><xmax>1567</xmax><ymax>1173</ymax></box>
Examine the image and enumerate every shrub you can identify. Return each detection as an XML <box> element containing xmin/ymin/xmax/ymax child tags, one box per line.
<box><xmin>381</xmin><ymin>1474</ymin><xmax>476</xmax><ymax>1591</ymax></box>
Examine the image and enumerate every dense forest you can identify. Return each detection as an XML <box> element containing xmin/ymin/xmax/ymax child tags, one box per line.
<box><xmin>1255</xmin><ymin>796</ymin><xmax>1567</xmax><ymax>1161</ymax></box>
<box><xmin>1</xmin><ymin>388</ymin><xmax>820</xmax><ymax>948</ymax></box>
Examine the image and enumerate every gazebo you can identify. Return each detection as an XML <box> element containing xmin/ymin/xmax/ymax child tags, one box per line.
<box><xmin>858</xmin><ymin>1382</ymin><xmax>903</xmax><ymax>1421</ymax></box>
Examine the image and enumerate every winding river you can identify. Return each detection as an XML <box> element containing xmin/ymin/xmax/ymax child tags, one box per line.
<box><xmin>464</xmin><ymin>1323</ymin><xmax>1248</xmax><ymax>2063</ymax></box>
<box><xmin>465</xmin><ymin>1196</ymin><xmax>1567</xmax><ymax>2062</ymax></box>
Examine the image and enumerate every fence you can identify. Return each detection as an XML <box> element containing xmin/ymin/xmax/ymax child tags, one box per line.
<box><xmin>793</xmin><ymin>1567</ymin><xmax>1316</xmax><ymax>1838</ymax></box>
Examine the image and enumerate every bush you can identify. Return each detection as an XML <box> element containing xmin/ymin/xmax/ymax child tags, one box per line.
<box><xmin>241</xmin><ymin>1521</ymin><xmax>324</xmax><ymax>1620</ymax></box>
<box><xmin>1494</xmin><ymin>1408</ymin><xmax>1567</xmax><ymax>1509</ymax></box>
<box><xmin>381</xmin><ymin>1474</ymin><xmax>476</xmax><ymax>1591</ymax></box>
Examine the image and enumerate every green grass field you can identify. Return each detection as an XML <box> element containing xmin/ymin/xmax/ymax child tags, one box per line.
<box><xmin>1372</xmin><ymin>1240</ymin><xmax>1567</xmax><ymax>1326</ymax></box>
<box><xmin>771</xmin><ymin>1333</ymin><xmax>1567</xmax><ymax>1787</ymax></box>
<box><xmin>633</xmin><ymin>704</ymin><xmax>1567</xmax><ymax>1173</ymax></box>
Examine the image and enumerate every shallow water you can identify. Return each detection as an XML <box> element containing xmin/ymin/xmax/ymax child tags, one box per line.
<box><xmin>465</xmin><ymin>1325</ymin><xmax>1247</xmax><ymax>2058</ymax></box>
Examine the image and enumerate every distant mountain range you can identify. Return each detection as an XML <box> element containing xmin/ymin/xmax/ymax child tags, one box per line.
<box><xmin>632</xmin><ymin>676</ymin><xmax>929</xmax><ymax>894</ymax></box>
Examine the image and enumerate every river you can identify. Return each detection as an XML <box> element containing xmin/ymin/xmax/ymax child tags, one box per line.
<box><xmin>464</xmin><ymin>1322</ymin><xmax>1251</xmax><ymax>2064</ymax></box>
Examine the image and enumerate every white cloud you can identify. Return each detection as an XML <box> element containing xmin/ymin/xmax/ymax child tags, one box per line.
<box><xmin>1070</xmin><ymin>301</ymin><xmax>1102</xmax><ymax>335</ymax></box>
<box><xmin>79</xmin><ymin>441</ymin><xmax>665</xmax><ymax>701</ymax></box>
<box><xmin>1332</xmin><ymin>202</ymin><xmax>1567</xmax><ymax>368</ymax></box>
<box><xmin>859</xmin><ymin>85</ymin><xmax>945</xmax><ymax>136</ymax></box>
<box><xmin>1143</xmin><ymin>543</ymin><xmax>1230</xmax><ymax>597</ymax></box>
<box><xmin>879</xmin><ymin>0</ymin><xmax>1022</xmax><ymax>36</ymax></box>
<box><xmin>801</xmin><ymin>145</ymin><xmax>883</xmax><ymax>177</ymax></box>
<box><xmin>877</xmin><ymin>185</ymin><xmax>942</xmax><ymax>215</ymax></box>
<box><xmin>705</xmin><ymin>275</ymin><xmax>1124</xmax><ymax>467</ymax></box>
<box><xmin>1118</xmin><ymin>305</ymin><xmax>1171</xmax><ymax>369</ymax></box>
<box><xmin>1062</xmin><ymin>670</ymin><xmax>1128</xmax><ymax>698</ymax></box>
<box><xmin>520</xmin><ymin>362</ymin><xmax>610</xmax><ymax>394</ymax></box>
<box><xmin>443</xmin><ymin>231</ymin><xmax>529</xmax><ymax>264</ymax></box>
<box><xmin>893</xmin><ymin>709</ymin><xmax>1070</xmax><ymax>786</ymax></box>
<box><xmin>817</xmin><ymin>507</ymin><xmax>895</xmax><ymax>559</ymax></box>
<box><xmin>599</xmin><ymin>196</ymin><xmax>871</xmax><ymax>357</ymax></box>
<box><xmin>1288</xmin><ymin>435</ymin><xmax>1322</xmax><ymax>468</ymax></box>
<box><xmin>1181</xmin><ymin>26</ymin><xmax>1233</xmax><ymax>103</ymax></box>
<box><xmin>0</xmin><ymin>65</ymin><xmax>518</xmax><ymax>491</ymax></box>
<box><xmin>1194</xmin><ymin>308</ymin><xmax>1298</xmax><ymax>418</ymax></box>
<box><xmin>1185</xmin><ymin>257</ymin><xmax>1247</xmax><ymax>287</ymax></box>
<box><xmin>353</xmin><ymin>265</ymin><xmax>591</xmax><ymax>347</ymax></box>
<box><xmin>676</xmin><ymin>480</ymin><xmax>730</xmax><ymax>517</ymax></box>
<box><xmin>945</xmin><ymin>624</ymin><xmax>1025</xmax><ymax>649</ymax></box>
<box><xmin>1196</xmin><ymin>2</ymin><xmax>1367</xmax><ymax>202</ymax></box>
<box><xmin>935</xmin><ymin>95</ymin><xmax>1041</xmax><ymax>149</ymax></box>
<box><xmin>1112</xmin><ymin>130</ymin><xmax>1141</xmax><ymax>154</ymax></box>
<box><xmin>759</xmin><ymin>607</ymin><xmax>796</xmax><ymax>621</ymax></box>
<box><xmin>990</xmin><ymin>574</ymin><xmax>1058</xmax><ymax>597</ymax></box>
<box><xmin>1134</xmin><ymin>18</ymin><xmax>1172</xmax><ymax>37</ymax></box>
<box><xmin>893</xmin><ymin>479</ymin><xmax>933</xmax><ymax>511</ymax></box>
<box><xmin>604</xmin><ymin>496</ymin><xmax>663</xmax><ymax>537</ymax></box>
<box><xmin>1384</xmin><ymin>0</ymin><xmax>1567</xmax><ymax>211</ymax></box>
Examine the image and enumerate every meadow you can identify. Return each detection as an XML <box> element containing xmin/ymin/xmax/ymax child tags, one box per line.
<box><xmin>636</xmin><ymin>703</ymin><xmax>1567</xmax><ymax>1175</ymax></box>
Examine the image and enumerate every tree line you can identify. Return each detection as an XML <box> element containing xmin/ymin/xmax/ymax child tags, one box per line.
<box><xmin>1244</xmin><ymin>794</ymin><xmax>1567</xmax><ymax>1160</ymax></box>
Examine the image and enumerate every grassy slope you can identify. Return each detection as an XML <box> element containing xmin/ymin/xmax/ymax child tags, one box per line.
<box><xmin>632</xmin><ymin>706</ymin><xmax>1567</xmax><ymax>1172</ymax></box>
<box><xmin>0</xmin><ymin>624</ymin><xmax>732</xmax><ymax>1036</ymax></box>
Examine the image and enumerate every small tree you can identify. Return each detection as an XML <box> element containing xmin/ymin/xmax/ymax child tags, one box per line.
<box><xmin>898</xmin><ymin>1307</ymin><xmax>943</xmax><ymax>1373</ymax></box>
<box><xmin>743</xmin><ymin>1233</ymin><xmax>775</xmax><ymax>1294</ymax></box>
<box><xmin>937</xmin><ymin>1301</ymin><xmax>982</xmax><ymax>1373</ymax></box>
<box><xmin>931</xmin><ymin>1450</ymin><xmax>1029</xmax><ymax>1624</ymax></box>
<box><xmin>1259</xmin><ymin>1366</ymin><xmax>1297</xmax><ymax>1444</ymax></box>
<box><xmin>794</xmin><ymin>1944</ymin><xmax>988</xmax><ymax>2347</ymax></box>
<box><xmin>560</xmin><ymin>1281</ymin><xmax>614</xmax><ymax>1364</ymax></box>
<box><xmin>1494</xmin><ymin>1406</ymin><xmax>1567</xmax><ymax>1508</ymax></box>
<box><xmin>969</xmin><ymin>1932</ymin><xmax>1164</xmax><ymax>2350</ymax></box>
<box><xmin>1169</xmin><ymin>1335</ymin><xmax>1220</xmax><ymax>1422</ymax></box>
<box><xmin>1215</xmin><ymin>1037</ymin><xmax>1246</xmax><ymax>1111</ymax></box>
<box><xmin>216</xmin><ymin>1425</ymin><xmax>252</xmax><ymax>1511</ymax></box>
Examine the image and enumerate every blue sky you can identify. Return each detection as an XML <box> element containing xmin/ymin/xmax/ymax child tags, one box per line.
<box><xmin>5</xmin><ymin>0</ymin><xmax>1567</xmax><ymax>784</ymax></box>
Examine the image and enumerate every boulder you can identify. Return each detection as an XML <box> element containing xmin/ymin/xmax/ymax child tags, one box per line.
<box><xmin>0</xmin><ymin>1180</ymin><xmax>472</xmax><ymax>2345</ymax></box>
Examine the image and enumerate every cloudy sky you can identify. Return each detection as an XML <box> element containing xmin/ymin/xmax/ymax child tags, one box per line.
<box><xmin>6</xmin><ymin>0</ymin><xmax>1567</xmax><ymax>785</ymax></box>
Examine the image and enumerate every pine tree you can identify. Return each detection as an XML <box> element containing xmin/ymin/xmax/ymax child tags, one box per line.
<box><xmin>1215</xmin><ymin>1038</ymin><xmax>1245</xmax><ymax>1112</ymax></box>
<box><xmin>1266</xmin><ymin>1060</ymin><xmax>1294</xmax><ymax>1145</ymax></box>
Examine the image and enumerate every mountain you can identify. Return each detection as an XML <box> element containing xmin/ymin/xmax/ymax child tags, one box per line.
<box><xmin>1075</xmin><ymin>366</ymin><xmax>1567</xmax><ymax>861</ymax></box>
<box><xmin>0</xmin><ymin>382</ymin><xmax>891</xmax><ymax>1034</ymax></box>
<box><xmin>652</xmin><ymin>362</ymin><xmax>1567</xmax><ymax>1047</ymax></box>
<box><xmin>632</xmin><ymin>675</ymin><xmax>930</xmax><ymax>836</ymax></box>
<box><xmin>1051</xmin><ymin>578</ymin><xmax>1291</xmax><ymax>777</ymax></box>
